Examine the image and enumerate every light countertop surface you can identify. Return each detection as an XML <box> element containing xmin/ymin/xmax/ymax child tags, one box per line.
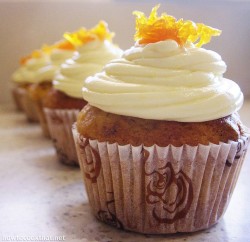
<box><xmin>0</xmin><ymin>102</ymin><xmax>250</xmax><ymax>242</ymax></box>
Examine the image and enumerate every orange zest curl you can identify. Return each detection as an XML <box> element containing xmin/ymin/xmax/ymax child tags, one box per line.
<box><xmin>41</xmin><ymin>44</ymin><xmax>55</xmax><ymax>54</ymax></box>
<box><xmin>19</xmin><ymin>40</ymin><xmax>74</xmax><ymax>66</ymax></box>
<box><xmin>20</xmin><ymin>44</ymin><xmax>55</xmax><ymax>65</ymax></box>
<box><xmin>19</xmin><ymin>21</ymin><xmax>112</xmax><ymax>66</ymax></box>
<box><xmin>133</xmin><ymin>5</ymin><xmax>221</xmax><ymax>47</ymax></box>
<box><xmin>63</xmin><ymin>21</ymin><xmax>114</xmax><ymax>47</ymax></box>
<box><xmin>54</xmin><ymin>40</ymin><xmax>75</xmax><ymax>50</ymax></box>
<box><xmin>19</xmin><ymin>49</ymin><xmax>43</xmax><ymax>65</ymax></box>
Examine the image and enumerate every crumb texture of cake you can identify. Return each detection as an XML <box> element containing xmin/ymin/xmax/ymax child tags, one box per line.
<box><xmin>77</xmin><ymin>104</ymin><xmax>244</xmax><ymax>146</ymax></box>
<box><xmin>43</xmin><ymin>89</ymin><xmax>87</xmax><ymax>110</ymax></box>
<box><xmin>28</xmin><ymin>82</ymin><xmax>52</xmax><ymax>101</ymax></box>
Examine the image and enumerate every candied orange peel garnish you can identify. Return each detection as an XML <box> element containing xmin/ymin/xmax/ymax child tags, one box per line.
<box><xmin>54</xmin><ymin>40</ymin><xmax>75</xmax><ymax>50</ymax></box>
<box><xmin>19</xmin><ymin>22</ymin><xmax>112</xmax><ymax>65</ymax></box>
<box><xmin>41</xmin><ymin>44</ymin><xmax>55</xmax><ymax>54</ymax></box>
<box><xmin>63</xmin><ymin>21</ymin><xmax>114</xmax><ymax>47</ymax></box>
<box><xmin>133</xmin><ymin>5</ymin><xmax>221</xmax><ymax>47</ymax></box>
<box><xmin>19</xmin><ymin>41</ymin><xmax>74</xmax><ymax>66</ymax></box>
<box><xmin>19</xmin><ymin>44</ymin><xmax>54</xmax><ymax>65</ymax></box>
<box><xmin>19</xmin><ymin>49</ymin><xmax>44</xmax><ymax>65</ymax></box>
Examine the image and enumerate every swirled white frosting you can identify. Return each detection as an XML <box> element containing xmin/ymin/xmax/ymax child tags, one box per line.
<box><xmin>12</xmin><ymin>53</ymin><xmax>50</xmax><ymax>84</ymax></box>
<box><xmin>12</xmin><ymin>49</ymin><xmax>74</xmax><ymax>84</ymax></box>
<box><xmin>44</xmin><ymin>48</ymin><xmax>75</xmax><ymax>78</ymax></box>
<box><xmin>53</xmin><ymin>40</ymin><xmax>123</xmax><ymax>98</ymax></box>
<box><xmin>82</xmin><ymin>40</ymin><xmax>243</xmax><ymax>122</ymax></box>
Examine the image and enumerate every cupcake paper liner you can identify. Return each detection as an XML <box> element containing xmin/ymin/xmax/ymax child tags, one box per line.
<box><xmin>12</xmin><ymin>87</ymin><xmax>25</xmax><ymax>111</ymax></box>
<box><xmin>22</xmin><ymin>90</ymin><xmax>39</xmax><ymax>122</ymax></box>
<box><xmin>33</xmin><ymin>100</ymin><xmax>50</xmax><ymax>138</ymax></box>
<box><xmin>73</xmin><ymin>126</ymin><xmax>249</xmax><ymax>234</ymax></box>
<box><xmin>44</xmin><ymin>108</ymin><xmax>79</xmax><ymax>166</ymax></box>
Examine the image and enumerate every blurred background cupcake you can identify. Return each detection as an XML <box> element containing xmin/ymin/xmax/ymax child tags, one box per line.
<box><xmin>28</xmin><ymin>39</ymin><xmax>75</xmax><ymax>137</ymax></box>
<box><xmin>73</xmin><ymin>6</ymin><xmax>250</xmax><ymax>234</ymax></box>
<box><xmin>43</xmin><ymin>21</ymin><xmax>123</xmax><ymax>166</ymax></box>
<box><xmin>12</xmin><ymin>47</ymin><xmax>51</xmax><ymax>122</ymax></box>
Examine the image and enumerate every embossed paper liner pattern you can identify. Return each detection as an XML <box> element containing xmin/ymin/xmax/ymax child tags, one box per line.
<box><xmin>72</xmin><ymin>127</ymin><xmax>249</xmax><ymax>234</ymax></box>
<box><xmin>44</xmin><ymin>109</ymin><xmax>79</xmax><ymax>166</ymax></box>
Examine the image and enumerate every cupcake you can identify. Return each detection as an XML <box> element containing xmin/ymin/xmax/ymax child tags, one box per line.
<box><xmin>12</xmin><ymin>48</ymin><xmax>51</xmax><ymax>122</ymax></box>
<box><xmin>43</xmin><ymin>21</ymin><xmax>123</xmax><ymax>166</ymax></box>
<box><xmin>12</xmin><ymin>52</ymin><xmax>37</xmax><ymax>112</ymax></box>
<box><xmin>73</xmin><ymin>6</ymin><xmax>250</xmax><ymax>234</ymax></box>
<box><xmin>28</xmin><ymin>40</ymin><xmax>75</xmax><ymax>137</ymax></box>
<box><xmin>11</xmin><ymin>82</ymin><xmax>29</xmax><ymax>112</ymax></box>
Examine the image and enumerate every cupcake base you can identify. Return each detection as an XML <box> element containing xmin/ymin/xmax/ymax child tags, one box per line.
<box><xmin>44</xmin><ymin>108</ymin><xmax>79</xmax><ymax>166</ymax></box>
<box><xmin>12</xmin><ymin>87</ymin><xmax>24</xmax><ymax>111</ymax></box>
<box><xmin>73</xmin><ymin>127</ymin><xmax>249</xmax><ymax>234</ymax></box>
<box><xmin>28</xmin><ymin>82</ymin><xmax>52</xmax><ymax>137</ymax></box>
<box><xmin>22</xmin><ymin>90</ymin><xmax>39</xmax><ymax>122</ymax></box>
<box><xmin>33</xmin><ymin>100</ymin><xmax>50</xmax><ymax>138</ymax></box>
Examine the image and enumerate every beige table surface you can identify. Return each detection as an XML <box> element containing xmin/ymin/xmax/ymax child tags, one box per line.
<box><xmin>0</xmin><ymin>102</ymin><xmax>250</xmax><ymax>242</ymax></box>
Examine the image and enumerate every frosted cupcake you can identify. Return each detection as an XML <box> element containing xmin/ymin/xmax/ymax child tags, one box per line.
<box><xmin>73</xmin><ymin>6</ymin><xmax>249</xmax><ymax>234</ymax></box>
<box><xmin>43</xmin><ymin>21</ymin><xmax>123</xmax><ymax>166</ymax></box>
<box><xmin>11</xmin><ymin>56</ymin><xmax>29</xmax><ymax>112</ymax></box>
<box><xmin>12</xmin><ymin>48</ymin><xmax>51</xmax><ymax>122</ymax></box>
<box><xmin>28</xmin><ymin>40</ymin><xmax>75</xmax><ymax>137</ymax></box>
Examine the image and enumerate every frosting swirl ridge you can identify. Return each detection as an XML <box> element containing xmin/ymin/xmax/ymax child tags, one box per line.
<box><xmin>12</xmin><ymin>48</ymin><xmax>74</xmax><ymax>84</ymax></box>
<box><xmin>12</xmin><ymin>53</ymin><xmax>51</xmax><ymax>84</ymax></box>
<box><xmin>83</xmin><ymin>40</ymin><xmax>243</xmax><ymax>122</ymax></box>
<box><xmin>53</xmin><ymin>40</ymin><xmax>123</xmax><ymax>98</ymax></box>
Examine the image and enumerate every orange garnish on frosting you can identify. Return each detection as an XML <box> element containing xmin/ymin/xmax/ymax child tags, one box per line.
<box><xmin>19</xmin><ymin>44</ymin><xmax>54</xmax><ymax>65</ymax></box>
<box><xmin>19</xmin><ymin>49</ymin><xmax>43</xmax><ymax>65</ymax></box>
<box><xmin>54</xmin><ymin>40</ymin><xmax>75</xmax><ymax>50</ymax></box>
<box><xmin>19</xmin><ymin>22</ymin><xmax>110</xmax><ymax>65</ymax></box>
<box><xmin>133</xmin><ymin>5</ymin><xmax>221</xmax><ymax>47</ymax></box>
<box><xmin>63</xmin><ymin>21</ymin><xmax>114</xmax><ymax>47</ymax></box>
<box><xmin>41</xmin><ymin>44</ymin><xmax>55</xmax><ymax>54</ymax></box>
<box><xmin>19</xmin><ymin>41</ymin><xmax>74</xmax><ymax>66</ymax></box>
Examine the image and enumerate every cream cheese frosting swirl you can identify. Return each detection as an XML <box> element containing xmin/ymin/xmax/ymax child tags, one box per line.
<box><xmin>53</xmin><ymin>40</ymin><xmax>123</xmax><ymax>98</ymax></box>
<box><xmin>42</xmin><ymin>48</ymin><xmax>74</xmax><ymax>79</ymax></box>
<box><xmin>82</xmin><ymin>40</ymin><xmax>243</xmax><ymax>122</ymax></box>
<box><xmin>12</xmin><ymin>48</ymin><xmax>74</xmax><ymax>84</ymax></box>
<box><xmin>12</xmin><ymin>53</ymin><xmax>51</xmax><ymax>84</ymax></box>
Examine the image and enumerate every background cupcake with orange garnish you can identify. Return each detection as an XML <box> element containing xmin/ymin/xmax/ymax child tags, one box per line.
<box><xmin>73</xmin><ymin>5</ymin><xmax>249</xmax><ymax>234</ymax></box>
<box><xmin>12</xmin><ymin>47</ymin><xmax>52</xmax><ymax>122</ymax></box>
<box><xmin>27</xmin><ymin>40</ymin><xmax>75</xmax><ymax>137</ymax></box>
<box><xmin>43</xmin><ymin>21</ymin><xmax>123</xmax><ymax>166</ymax></box>
<box><xmin>11</xmin><ymin>53</ymin><xmax>38</xmax><ymax>112</ymax></box>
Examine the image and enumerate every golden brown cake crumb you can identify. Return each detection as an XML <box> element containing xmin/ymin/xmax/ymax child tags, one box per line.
<box><xmin>28</xmin><ymin>81</ymin><xmax>52</xmax><ymax>102</ymax></box>
<box><xmin>17</xmin><ymin>83</ymin><xmax>31</xmax><ymax>89</ymax></box>
<box><xmin>43</xmin><ymin>88</ymin><xmax>87</xmax><ymax>110</ymax></box>
<box><xmin>77</xmin><ymin>104</ymin><xmax>244</xmax><ymax>147</ymax></box>
<box><xmin>12</xmin><ymin>84</ymin><xmax>31</xmax><ymax>111</ymax></box>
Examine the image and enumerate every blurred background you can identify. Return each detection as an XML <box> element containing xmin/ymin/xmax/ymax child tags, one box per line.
<box><xmin>1</xmin><ymin>0</ymin><xmax>250</xmax><ymax>105</ymax></box>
